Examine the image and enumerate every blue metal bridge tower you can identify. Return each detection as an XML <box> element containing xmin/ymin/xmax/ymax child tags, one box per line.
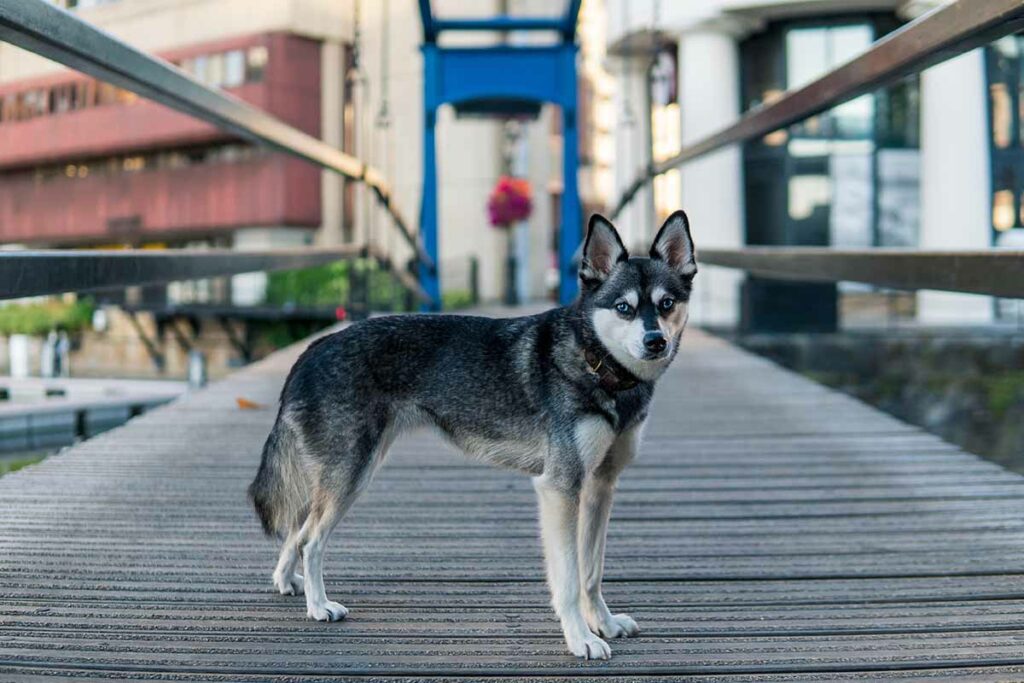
<box><xmin>417</xmin><ymin>0</ymin><xmax>583</xmax><ymax>309</ymax></box>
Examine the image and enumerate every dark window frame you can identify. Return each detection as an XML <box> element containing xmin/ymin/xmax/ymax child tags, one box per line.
<box><xmin>740</xmin><ymin>12</ymin><xmax>919</xmax><ymax>250</ymax></box>
<box><xmin>985</xmin><ymin>37</ymin><xmax>1024</xmax><ymax>242</ymax></box>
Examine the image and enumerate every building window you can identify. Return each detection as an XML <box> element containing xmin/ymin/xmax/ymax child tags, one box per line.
<box><xmin>0</xmin><ymin>41</ymin><xmax>269</xmax><ymax>128</ymax></box>
<box><xmin>649</xmin><ymin>45</ymin><xmax>681</xmax><ymax>224</ymax></box>
<box><xmin>224</xmin><ymin>50</ymin><xmax>246</xmax><ymax>88</ymax></box>
<box><xmin>179</xmin><ymin>46</ymin><xmax>267</xmax><ymax>87</ymax></box>
<box><xmin>10</xmin><ymin>143</ymin><xmax>261</xmax><ymax>186</ymax></box>
<box><xmin>741</xmin><ymin>15</ymin><xmax>920</xmax><ymax>250</ymax></box>
<box><xmin>986</xmin><ymin>36</ymin><xmax>1024</xmax><ymax>240</ymax></box>
<box><xmin>56</xmin><ymin>0</ymin><xmax>121</xmax><ymax>8</ymax></box>
<box><xmin>246</xmin><ymin>46</ymin><xmax>269</xmax><ymax>83</ymax></box>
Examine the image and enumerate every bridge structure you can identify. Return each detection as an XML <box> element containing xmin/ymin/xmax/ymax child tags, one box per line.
<box><xmin>2</xmin><ymin>0</ymin><xmax>1024</xmax><ymax>679</ymax></box>
<box><xmin>416</xmin><ymin>0</ymin><xmax>583</xmax><ymax>306</ymax></box>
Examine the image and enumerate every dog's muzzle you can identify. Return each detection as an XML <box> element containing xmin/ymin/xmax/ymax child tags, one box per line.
<box><xmin>643</xmin><ymin>331</ymin><xmax>667</xmax><ymax>356</ymax></box>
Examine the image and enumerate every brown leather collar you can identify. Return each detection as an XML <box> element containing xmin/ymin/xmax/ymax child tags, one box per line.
<box><xmin>584</xmin><ymin>348</ymin><xmax>640</xmax><ymax>393</ymax></box>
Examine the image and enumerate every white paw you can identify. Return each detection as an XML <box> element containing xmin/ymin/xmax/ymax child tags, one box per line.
<box><xmin>307</xmin><ymin>600</ymin><xmax>348</xmax><ymax>622</ymax></box>
<box><xmin>273</xmin><ymin>572</ymin><xmax>304</xmax><ymax>596</ymax></box>
<box><xmin>592</xmin><ymin>613</ymin><xmax>640</xmax><ymax>639</ymax></box>
<box><xmin>566</xmin><ymin>631</ymin><xmax>611</xmax><ymax>660</ymax></box>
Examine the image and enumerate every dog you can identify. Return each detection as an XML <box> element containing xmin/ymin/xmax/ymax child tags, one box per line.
<box><xmin>249</xmin><ymin>210</ymin><xmax>697</xmax><ymax>659</ymax></box>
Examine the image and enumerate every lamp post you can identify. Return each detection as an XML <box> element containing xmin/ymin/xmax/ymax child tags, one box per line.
<box><xmin>487</xmin><ymin>154</ymin><xmax>533</xmax><ymax>307</ymax></box>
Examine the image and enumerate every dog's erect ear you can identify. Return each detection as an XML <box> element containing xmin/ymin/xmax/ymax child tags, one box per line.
<box><xmin>650</xmin><ymin>210</ymin><xmax>697</xmax><ymax>277</ymax></box>
<box><xmin>580</xmin><ymin>214</ymin><xmax>628</xmax><ymax>287</ymax></box>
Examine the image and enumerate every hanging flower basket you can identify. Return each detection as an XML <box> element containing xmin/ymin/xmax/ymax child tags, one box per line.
<box><xmin>487</xmin><ymin>176</ymin><xmax>533</xmax><ymax>229</ymax></box>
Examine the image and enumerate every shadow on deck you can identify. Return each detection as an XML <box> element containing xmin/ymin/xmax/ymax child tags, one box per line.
<box><xmin>3</xmin><ymin>319</ymin><xmax>1024</xmax><ymax>680</ymax></box>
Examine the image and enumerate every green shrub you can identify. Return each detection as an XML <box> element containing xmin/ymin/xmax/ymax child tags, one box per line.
<box><xmin>986</xmin><ymin>371</ymin><xmax>1024</xmax><ymax>418</ymax></box>
<box><xmin>266</xmin><ymin>259</ymin><xmax>410</xmax><ymax>312</ymax></box>
<box><xmin>442</xmin><ymin>289</ymin><xmax>474</xmax><ymax>311</ymax></box>
<box><xmin>0</xmin><ymin>299</ymin><xmax>94</xmax><ymax>337</ymax></box>
<box><xmin>0</xmin><ymin>454</ymin><xmax>47</xmax><ymax>477</ymax></box>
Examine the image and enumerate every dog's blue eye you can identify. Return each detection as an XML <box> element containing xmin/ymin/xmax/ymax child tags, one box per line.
<box><xmin>615</xmin><ymin>302</ymin><xmax>632</xmax><ymax>315</ymax></box>
<box><xmin>659</xmin><ymin>298</ymin><xmax>675</xmax><ymax>312</ymax></box>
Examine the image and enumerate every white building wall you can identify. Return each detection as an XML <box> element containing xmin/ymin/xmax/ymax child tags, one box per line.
<box><xmin>317</xmin><ymin>39</ymin><xmax>345</xmax><ymax>248</ymax></box>
<box><xmin>611</xmin><ymin>55</ymin><xmax>654</xmax><ymax>252</ymax></box>
<box><xmin>525</xmin><ymin>107</ymin><xmax>557</xmax><ymax>301</ymax></box>
<box><xmin>677</xmin><ymin>26</ymin><xmax>744</xmax><ymax>327</ymax></box>
<box><xmin>918</xmin><ymin>49</ymin><xmax>995</xmax><ymax>324</ymax></box>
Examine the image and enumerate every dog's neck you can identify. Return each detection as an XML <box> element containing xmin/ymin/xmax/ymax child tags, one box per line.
<box><xmin>566</xmin><ymin>305</ymin><xmax>641</xmax><ymax>392</ymax></box>
<box><xmin>582</xmin><ymin>346</ymin><xmax>640</xmax><ymax>393</ymax></box>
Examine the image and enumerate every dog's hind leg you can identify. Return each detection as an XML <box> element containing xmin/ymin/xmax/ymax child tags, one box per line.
<box><xmin>579</xmin><ymin>424</ymin><xmax>642</xmax><ymax>638</ymax></box>
<box><xmin>301</xmin><ymin>493</ymin><xmax>349</xmax><ymax>621</ymax></box>
<box><xmin>272</xmin><ymin>519</ymin><xmax>309</xmax><ymax>596</ymax></box>
<box><xmin>302</xmin><ymin>416</ymin><xmax>396</xmax><ymax>622</ymax></box>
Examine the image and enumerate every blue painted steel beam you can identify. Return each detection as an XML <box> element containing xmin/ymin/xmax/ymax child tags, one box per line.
<box><xmin>417</xmin><ymin>0</ymin><xmax>437</xmax><ymax>42</ymax></box>
<box><xmin>419</xmin><ymin>114</ymin><xmax>440</xmax><ymax>311</ymax></box>
<box><xmin>433</xmin><ymin>17</ymin><xmax>564</xmax><ymax>32</ymax></box>
<box><xmin>558</xmin><ymin>44</ymin><xmax>580</xmax><ymax>305</ymax></box>
<box><xmin>562</xmin><ymin>0</ymin><xmax>583</xmax><ymax>40</ymax></box>
<box><xmin>420</xmin><ymin>0</ymin><xmax>581</xmax><ymax>40</ymax></box>
<box><xmin>427</xmin><ymin>46</ymin><xmax>574</xmax><ymax>110</ymax></box>
<box><xmin>420</xmin><ymin>47</ymin><xmax>441</xmax><ymax>311</ymax></box>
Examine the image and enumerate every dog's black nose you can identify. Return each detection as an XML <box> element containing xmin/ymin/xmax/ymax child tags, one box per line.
<box><xmin>644</xmin><ymin>333</ymin><xmax>667</xmax><ymax>354</ymax></box>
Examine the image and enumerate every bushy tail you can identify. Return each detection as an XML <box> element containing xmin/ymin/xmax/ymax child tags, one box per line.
<box><xmin>248</xmin><ymin>417</ymin><xmax>310</xmax><ymax>538</ymax></box>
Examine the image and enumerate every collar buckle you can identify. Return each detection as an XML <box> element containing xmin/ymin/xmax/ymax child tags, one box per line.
<box><xmin>584</xmin><ymin>349</ymin><xmax>638</xmax><ymax>393</ymax></box>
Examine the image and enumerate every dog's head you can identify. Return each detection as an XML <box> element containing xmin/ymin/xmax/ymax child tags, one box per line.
<box><xmin>578</xmin><ymin>210</ymin><xmax>697</xmax><ymax>382</ymax></box>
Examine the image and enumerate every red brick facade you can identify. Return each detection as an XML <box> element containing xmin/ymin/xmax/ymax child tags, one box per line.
<box><xmin>0</xmin><ymin>32</ymin><xmax>322</xmax><ymax>245</ymax></box>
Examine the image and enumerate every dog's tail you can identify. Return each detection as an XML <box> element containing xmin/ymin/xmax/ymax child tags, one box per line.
<box><xmin>249</xmin><ymin>415</ymin><xmax>310</xmax><ymax>538</ymax></box>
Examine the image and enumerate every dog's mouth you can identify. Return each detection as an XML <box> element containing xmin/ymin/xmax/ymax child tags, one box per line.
<box><xmin>636</xmin><ymin>347</ymin><xmax>671</xmax><ymax>362</ymax></box>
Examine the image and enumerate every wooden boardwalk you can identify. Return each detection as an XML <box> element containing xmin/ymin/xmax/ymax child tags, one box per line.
<box><xmin>3</xmin><ymin>324</ymin><xmax>1024</xmax><ymax>680</ymax></box>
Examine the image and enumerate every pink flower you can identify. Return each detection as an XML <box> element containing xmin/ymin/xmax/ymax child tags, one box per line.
<box><xmin>488</xmin><ymin>176</ymin><xmax>533</xmax><ymax>228</ymax></box>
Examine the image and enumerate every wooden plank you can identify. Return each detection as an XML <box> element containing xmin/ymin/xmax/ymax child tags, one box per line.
<box><xmin>1</xmin><ymin>327</ymin><xmax>1024</xmax><ymax>680</ymax></box>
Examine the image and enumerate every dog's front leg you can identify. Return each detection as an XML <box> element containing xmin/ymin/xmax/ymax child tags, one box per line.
<box><xmin>578</xmin><ymin>427</ymin><xmax>642</xmax><ymax>639</ymax></box>
<box><xmin>578</xmin><ymin>474</ymin><xmax>639</xmax><ymax>638</ymax></box>
<box><xmin>534</xmin><ymin>473</ymin><xmax>612</xmax><ymax>660</ymax></box>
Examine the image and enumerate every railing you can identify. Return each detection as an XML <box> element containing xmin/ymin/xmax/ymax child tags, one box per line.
<box><xmin>0</xmin><ymin>1</ymin><xmax>432</xmax><ymax>305</ymax></box>
<box><xmin>700</xmin><ymin>249</ymin><xmax>1024</xmax><ymax>299</ymax></box>
<box><xmin>611</xmin><ymin>0</ymin><xmax>1024</xmax><ymax>299</ymax></box>
<box><xmin>0</xmin><ymin>244</ymin><xmax>426</xmax><ymax>302</ymax></box>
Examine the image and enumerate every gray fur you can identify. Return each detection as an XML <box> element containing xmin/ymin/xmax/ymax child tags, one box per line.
<box><xmin>249</xmin><ymin>210</ymin><xmax>697</xmax><ymax>659</ymax></box>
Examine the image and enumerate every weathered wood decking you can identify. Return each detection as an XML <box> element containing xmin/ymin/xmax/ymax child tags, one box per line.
<box><xmin>3</xmin><ymin>324</ymin><xmax>1024</xmax><ymax>680</ymax></box>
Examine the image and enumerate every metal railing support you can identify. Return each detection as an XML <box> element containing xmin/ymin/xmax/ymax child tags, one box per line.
<box><xmin>0</xmin><ymin>246</ymin><xmax>356</xmax><ymax>300</ymax></box>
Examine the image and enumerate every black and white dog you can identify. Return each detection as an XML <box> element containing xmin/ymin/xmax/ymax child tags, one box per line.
<box><xmin>250</xmin><ymin>210</ymin><xmax>697</xmax><ymax>659</ymax></box>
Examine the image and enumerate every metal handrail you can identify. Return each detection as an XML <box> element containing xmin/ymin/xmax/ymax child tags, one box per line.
<box><xmin>0</xmin><ymin>245</ymin><xmax>428</xmax><ymax>302</ymax></box>
<box><xmin>610</xmin><ymin>0</ymin><xmax>1024</xmax><ymax>219</ymax></box>
<box><xmin>700</xmin><ymin>248</ymin><xmax>1024</xmax><ymax>299</ymax></box>
<box><xmin>0</xmin><ymin>0</ymin><xmax>434</xmax><ymax>275</ymax></box>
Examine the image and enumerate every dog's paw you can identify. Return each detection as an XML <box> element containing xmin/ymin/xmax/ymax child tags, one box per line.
<box><xmin>273</xmin><ymin>572</ymin><xmax>304</xmax><ymax>596</ymax></box>
<box><xmin>307</xmin><ymin>600</ymin><xmax>348</xmax><ymax>622</ymax></box>
<box><xmin>592</xmin><ymin>613</ymin><xmax>640</xmax><ymax>639</ymax></box>
<box><xmin>566</xmin><ymin>631</ymin><xmax>612</xmax><ymax>660</ymax></box>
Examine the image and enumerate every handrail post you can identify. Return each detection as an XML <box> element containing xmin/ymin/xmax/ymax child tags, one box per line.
<box><xmin>469</xmin><ymin>256</ymin><xmax>480</xmax><ymax>307</ymax></box>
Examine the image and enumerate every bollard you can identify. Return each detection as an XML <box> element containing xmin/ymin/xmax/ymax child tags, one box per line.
<box><xmin>187</xmin><ymin>350</ymin><xmax>208</xmax><ymax>389</ymax></box>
